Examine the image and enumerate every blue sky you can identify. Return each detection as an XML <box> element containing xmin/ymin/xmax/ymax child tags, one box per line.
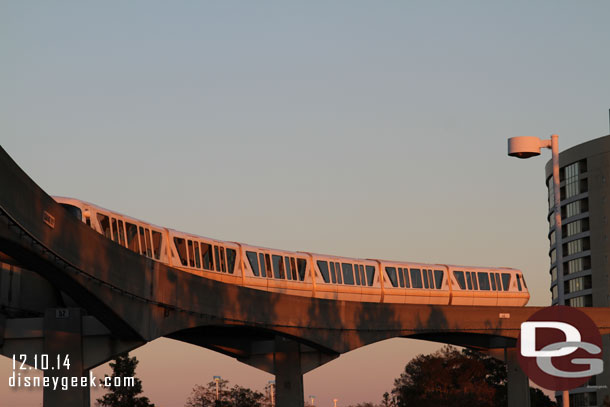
<box><xmin>2</xmin><ymin>1</ymin><xmax>610</xmax><ymax>406</ymax></box>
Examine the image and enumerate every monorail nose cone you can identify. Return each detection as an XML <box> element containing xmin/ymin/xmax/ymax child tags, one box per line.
<box><xmin>507</xmin><ymin>136</ymin><xmax>542</xmax><ymax>159</ymax></box>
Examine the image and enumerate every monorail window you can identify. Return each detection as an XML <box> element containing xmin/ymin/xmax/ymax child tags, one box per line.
<box><xmin>174</xmin><ymin>237</ymin><xmax>188</xmax><ymax>266</ymax></box>
<box><xmin>403</xmin><ymin>268</ymin><xmax>410</xmax><ymax>288</ymax></box>
<box><xmin>385</xmin><ymin>267</ymin><xmax>398</xmax><ymax>287</ymax></box>
<box><xmin>144</xmin><ymin>228</ymin><xmax>152</xmax><ymax>258</ymax></box>
<box><xmin>495</xmin><ymin>273</ymin><xmax>501</xmax><ymax>291</ymax></box>
<box><xmin>366</xmin><ymin>266</ymin><xmax>375</xmax><ymax>286</ymax></box>
<box><xmin>214</xmin><ymin>246</ymin><xmax>221</xmax><ymax>272</ymax></box>
<box><xmin>329</xmin><ymin>261</ymin><xmax>341</xmax><ymax>284</ymax></box>
<box><xmin>259</xmin><ymin>253</ymin><xmax>267</xmax><ymax>277</ymax></box>
<box><xmin>272</xmin><ymin>255</ymin><xmax>284</xmax><ymax>279</ymax></box>
<box><xmin>335</xmin><ymin>262</ymin><xmax>342</xmax><ymax>284</ymax></box>
<box><xmin>220</xmin><ymin>247</ymin><xmax>226</xmax><ymax>272</ymax></box>
<box><xmin>193</xmin><ymin>242</ymin><xmax>201</xmax><ymax>268</ymax></box>
<box><xmin>454</xmin><ymin>271</ymin><xmax>466</xmax><ymax>289</ymax></box>
<box><xmin>117</xmin><ymin>220</ymin><xmax>126</xmax><ymax>246</ymax></box>
<box><xmin>427</xmin><ymin>270</ymin><xmax>433</xmax><ymax>288</ymax></box>
<box><xmin>410</xmin><ymin>269</ymin><xmax>423</xmax><ymax>288</ymax></box>
<box><xmin>501</xmin><ymin>273</ymin><xmax>510</xmax><ymax>291</ymax></box>
<box><xmin>297</xmin><ymin>258</ymin><xmax>307</xmax><ymax>281</ymax></box>
<box><xmin>330</xmin><ymin>262</ymin><xmax>337</xmax><ymax>283</ymax></box>
<box><xmin>342</xmin><ymin>263</ymin><xmax>354</xmax><ymax>285</ymax></box>
<box><xmin>111</xmin><ymin>218</ymin><xmax>119</xmax><ymax>243</ymax></box>
<box><xmin>521</xmin><ymin>275</ymin><xmax>527</xmax><ymax>288</ymax></box>
<box><xmin>187</xmin><ymin>240</ymin><xmax>196</xmax><ymax>267</ymax></box>
<box><xmin>465</xmin><ymin>272</ymin><xmax>473</xmax><ymax>290</ymax></box>
<box><xmin>152</xmin><ymin>231</ymin><xmax>162</xmax><ymax>260</ymax></box>
<box><xmin>398</xmin><ymin>267</ymin><xmax>404</xmax><ymax>287</ymax></box>
<box><xmin>226</xmin><ymin>249</ymin><xmax>236</xmax><ymax>274</ymax></box>
<box><xmin>359</xmin><ymin>265</ymin><xmax>365</xmax><ymax>286</ymax></box>
<box><xmin>126</xmin><ymin>222</ymin><xmax>139</xmax><ymax>253</ymax></box>
<box><xmin>317</xmin><ymin>260</ymin><xmax>330</xmax><ymax>283</ymax></box>
<box><xmin>422</xmin><ymin>269</ymin><xmax>429</xmax><ymax>289</ymax></box>
<box><xmin>265</xmin><ymin>254</ymin><xmax>272</xmax><ymax>278</ymax></box>
<box><xmin>284</xmin><ymin>257</ymin><xmax>292</xmax><ymax>280</ymax></box>
<box><xmin>202</xmin><ymin>243</ymin><xmax>214</xmax><ymax>270</ymax></box>
<box><xmin>247</xmin><ymin>251</ymin><xmax>260</xmax><ymax>276</ymax></box>
<box><xmin>291</xmin><ymin>257</ymin><xmax>298</xmax><ymax>280</ymax></box>
<box><xmin>516</xmin><ymin>274</ymin><xmax>522</xmax><ymax>291</ymax></box>
<box><xmin>469</xmin><ymin>272</ymin><xmax>478</xmax><ymax>290</ymax></box>
<box><xmin>97</xmin><ymin>214</ymin><xmax>111</xmax><ymax>239</ymax></box>
<box><xmin>354</xmin><ymin>264</ymin><xmax>361</xmax><ymax>285</ymax></box>
<box><xmin>434</xmin><ymin>270</ymin><xmax>443</xmax><ymax>289</ymax></box>
<box><xmin>478</xmin><ymin>272</ymin><xmax>490</xmax><ymax>290</ymax></box>
<box><xmin>490</xmin><ymin>272</ymin><xmax>497</xmax><ymax>290</ymax></box>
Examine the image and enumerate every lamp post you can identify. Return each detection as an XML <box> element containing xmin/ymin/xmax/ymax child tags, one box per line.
<box><xmin>333</xmin><ymin>398</ymin><xmax>338</xmax><ymax>407</ymax></box>
<box><xmin>309</xmin><ymin>395</ymin><xmax>315</xmax><ymax>407</ymax></box>
<box><xmin>507</xmin><ymin>135</ymin><xmax>569</xmax><ymax>407</ymax></box>
<box><xmin>213</xmin><ymin>375</ymin><xmax>221</xmax><ymax>403</ymax></box>
<box><xmin>268</xmin><ymin>380</ymin><xmax>275</xmax><ymax>407</ymax></box>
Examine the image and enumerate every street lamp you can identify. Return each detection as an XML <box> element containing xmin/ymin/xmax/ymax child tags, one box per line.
<box><xmin>309</xmin><ymin>395</ymin><xmax>315</xmax><ymax>407</ymax></box>
<box><xmin>213</xmin><ymin>375</ymin><xmax>221</xmax><ymax>402</ymax></box>
<box><xmin>508</xmin><ymin>134</ymin><xmax>569</xmax><ymax>407</ymax></box>
<box><xmin>508</xmin><ymin>135</ymin><xmax>563</xmax><ymax>302</ymax></box>
<box><xmin>268</xmin><ymin>380</ymin><xmax>275</xmax><ymax>407</ymax></box>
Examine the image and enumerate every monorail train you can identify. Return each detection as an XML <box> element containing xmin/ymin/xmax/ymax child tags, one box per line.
<box><xmin>54</xmin><ymin>197</ymin><xmax>530</xmax><ymax>306</ymax></box>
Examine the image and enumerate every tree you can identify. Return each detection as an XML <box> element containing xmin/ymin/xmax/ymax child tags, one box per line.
<box><xmin>392</xmin><ymin>345</ymin><xmax>496</xmax><ymax>407</ymax></box>
<box><xmin>380</xmin><ymin>392</ymin><xmax>394</xmax><ymax>407</ymax></box>
<box><xmin>185</xmin><ymin>379</ymin><xmax>230</xmax><ymax>407</ymax></box>
<box><xmin>96</xmin><ymin>353</ymin><xmax>155</xmax><ymax>407</ymax></box>
<box><xmin>185</xmin><ymin>379</ymin><xmax>266</xmax><ymax>407</ymax></box>
<box><xmin>228</xmin><ymin>385</ymin><xmax>265</xmax><ymax>407</ymax></box>
<box><xmin>391</xmin><ymin>345</ymin><xmax>556</xmax><ymax>407</ymax></box>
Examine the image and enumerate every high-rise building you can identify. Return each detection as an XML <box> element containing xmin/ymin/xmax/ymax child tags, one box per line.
<box><xmin>545</xmin><ymin>134</ymin><xmax>610</xmax><ymax>406</ymax></box>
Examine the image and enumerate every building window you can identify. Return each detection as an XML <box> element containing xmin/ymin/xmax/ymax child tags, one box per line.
<box><xmin>562</xmin><ymin>198</ymin><xmax>589</xmax><ymax>219</ymax></box>
<box><xmin>564</xmin><ymin>219</ymin><xmax>589</xmax><ymax>237</ymax></box>
<box><xmin>565</xmin><ymin>256</ymin><xmax>591</xmax><ymax>275</ymax></box>
<box><xmin>549</xmin><ymin>231</ymin><xmax>556</xmax><ymax>245</ymax></box>
<box><xmin>552</xmin><ymin>285</ymin><xmax>558</xmax><ymax>300</ymax></box>
<box><xmin>562</xmin><ymin>161</ymin><xmax>588</xmax><ymax>200</ymax></box>
<box><xmin>566</xmin><ymin>276</ymin><xmax>591</xmax><ymax>294</ymax></box>
<box><xmin>550</xmin><ymin>249</ymin><xmax>556</xmax><ymax>264</ymax></box>
<box><xmin>566</xmin><ymin>239</ymin><xmax>583</xmax><ymax>256</ymax></box>
<box><xmin>569</xmin><ymin>295</ymin><xmax>592</xmax><ymax>308</ymax></box>
<box><xmin>564</xmin><ymin>237</ymin><xmax>589</xmax><ymax>256</ymax></box>
<box><xmin>551</xmin><ymin>267</ymin><xmax>557</xmax><ymax>282</ymax></box>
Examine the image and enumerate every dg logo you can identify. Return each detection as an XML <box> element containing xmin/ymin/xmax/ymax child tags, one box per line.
<box><xmin>517</xmin><ymin>305</ymin><xmax>604</xmax><ymax>391</ymax></box>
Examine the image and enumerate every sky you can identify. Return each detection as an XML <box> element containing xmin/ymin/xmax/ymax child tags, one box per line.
<box><xmin>2</xmin><ymin>1</ymin><xmax>610</xmax><ymax>406</ymax></box>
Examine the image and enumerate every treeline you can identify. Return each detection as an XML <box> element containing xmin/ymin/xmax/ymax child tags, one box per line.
<box><xmin>346</xmin><ymin>346</ymin><xmax>556</xmax><ymax>407</ymax></box>
<box><xmin>97</xmin><ymin>346</ymin><xmax>561</xmax><ymax>407</ymax></box>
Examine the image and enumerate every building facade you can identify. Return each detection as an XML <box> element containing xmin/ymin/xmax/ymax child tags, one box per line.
<box><xmin>545</xmin><ymin>134</ymin><xmax>610</xmax><ymax>406</ymax></box>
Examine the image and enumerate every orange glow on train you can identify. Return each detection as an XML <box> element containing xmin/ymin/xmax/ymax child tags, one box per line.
<box><xmin>54</xmin><ymin>197</ymin><xmax>530</xmax><ymax>307</ymax></box>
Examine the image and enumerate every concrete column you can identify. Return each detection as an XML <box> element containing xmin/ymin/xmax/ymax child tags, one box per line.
<box><xmin>43</xmin><ymin>308</ymin><xmax>89</xmax><ymax>407</ymax></box>
<box><xmin>506</xmin><ymin>348</ymin><xmax>530</xmax><ymax>407</ymax></box>
<box><xmin>274</xmin><ymin>337</ymin><xmax>304</xmax><ymax>407</ymax></box>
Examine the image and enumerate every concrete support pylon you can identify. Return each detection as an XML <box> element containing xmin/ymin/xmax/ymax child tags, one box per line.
<box><xmin>43</xmin><ymin>308</ymin><xmax>90</xmax><ymax>407</ymax></box>
<box><xmin>274</xmin><ymin>336</ymin><xmax>304</xmax><ymax>407</ymax></box>
<box><xmin>506</xmin><ymin>347</ymin><xmax>530</xmax><ymax>407</ymax></box>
